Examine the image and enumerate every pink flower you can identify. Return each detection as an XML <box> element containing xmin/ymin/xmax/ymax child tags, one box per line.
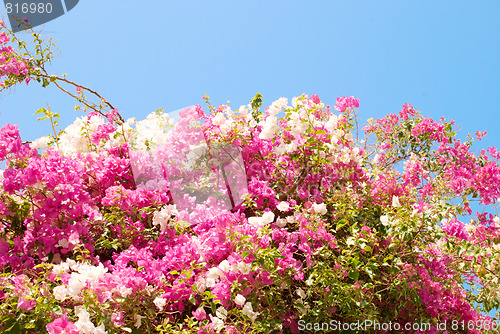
<box><xmin>309</xmin><ymin>94</ymin><xmax>321</xmax><ymax>104</ymax></box>
<box><xmin>76</xmin><ymin>87</ymin><xmax>82</xmax><ymax>94</ymax></box>
<box><xmin>192</xmin><ymin>307</ymin><xmax>206</xmax><ymax>321</ymax></box>
<box><xmin>334</xmin><ymin>96</ymin><xmax>360</xmax><ymax>113</ymax></box>
<box><xmin>475</xmin><ymin>130</ymin><xmax>487</xmax><ymax>140</ymax></box>
<box><xmin>46</xmin><ymin>314</ymin><xmax>79</xmax><ymax>334</ymax></box>
<box><xmin>111</xmin><ymin>311</ymin><xmax>125</xmax><ymax>326</ymax></box>
<box><xmin>0</xmin><ymin>124</ymin><xmax>23</xmax><ymax>160</ymax></box>
<box><xmin>0</xmin><ymin>32</ymin><xmax>10</xmax><ymax>44</ymax></box>
<box><xmin>360</xmin><ymin>225</ymin><xmax>372</xmax><ymax>235</ymax></box>
<box><xmin>17</xmin><ymin>297</ymin><xmax>35</xmax><ymax>310</ymax></box>
<box><xmin>105</xmin><ymin>108</ymin><xmax>119</xmax><ymax>123</ymax></box>
<box><xmin>442</xmin><ymin>218</ymin><xmax>469</xmax><ymax>241</ymax></box>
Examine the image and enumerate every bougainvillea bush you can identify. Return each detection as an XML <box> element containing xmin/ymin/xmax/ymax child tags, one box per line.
<box><xmin>1</xmin><ymin>21</ymin><xmax>500</xmax><ymax>334</ymax></box>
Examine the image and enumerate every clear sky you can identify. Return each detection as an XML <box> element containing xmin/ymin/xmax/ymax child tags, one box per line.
<box><xmin>1</xmin><ymin>0</ymin><xmax>499</xmax><ymax>317</ymax></box>
<box><xmin>1</xmin><ymin>0</ymin><xmax>499</xmax><ymax>147</ymax></box>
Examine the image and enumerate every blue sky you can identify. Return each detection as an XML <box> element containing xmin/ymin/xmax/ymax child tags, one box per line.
<box><xmin>1</xmin><ymin>0</ymin><xmax>499</xmax><ymax>318</ymax></box>
<box><xmin>1</xmin><ymin>0</ymin><xmax>499</xmax><ymax>147</ymax></box>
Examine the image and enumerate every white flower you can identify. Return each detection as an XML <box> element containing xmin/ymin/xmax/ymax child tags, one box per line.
<box><xmin>206</xmin><ymin>277</ymin><xmax>217</xmax><ymax>288</ymax></box>
<box><xmin>247</xmin><ymin>217</ymin><xmax>260</xmax><ymax>227</ymax></box>
<box><xmin>234</xmin><ymin>294</ymin><xmax>246</xmax><ymax>306</ymax></box>
<box><xmin>220</xmin><ymin>118</ymin><xmax>234</xmax><ymax>135</ymax></box>
<box><xmin>237</xmin><ymin>262</ymin><xmax>252</xmax><ymax>275</ymax></box>
<box><xmin>292</xmin><ymin>96</ymin><xmax>304</xmax><ymax>108</ymax></box>
<box><xmin>239</xmin><ymin>105</ymin><xmax>249</xmax><ymax>116</ymax></box>
<box><xmin>94</xmin><ymin>324</ymin><xmax>107</xmax><ymax>334</ymax></box>
<box><xmin>152</xmin><ymin>204</ymin><xmax>178</xmax><ymax>231</ymax></box>
<box><xmin>216</xmin><ymin>306</ymin><xmax>227</xmax><ymax>320</ymax></box>
<box><xmin>57</xmin><ymin>115</ymin><xmax>106</xmax><ymax>156</ymax></box>
<box><xmin>53</xmin><ymin>286</ymin><xmax>68</xmax><ymax>301</ymax></box>
<box><xmin>261</xmin><ymin>211</ymin><xmax>275</xmax><ymax>225</ymax></box>
<box><xmin>275</xmin><ymin>142</ymin><xmax>287</xmax><ymax>155</ymax></box>
<box><xmin>248</xmin><ymin>211</ymin><xmax>274</xmax><ymax>228</ymax></box>
<box><xmin>134</xmin><ymin>314</ymin><xmax>145</xmax><ymax>328</ymax></box>
<box><xmin>67</xmin><ymin>274</ymin><xmax>86</xmax><ymax>297</ymax></box>
<box><xmin>312</xmin><ymin>203</ymin><xmax>327</xmax><ymax>215</ymax></box>
<box><xmin>31</xmin><ymin>136</ymin><xmax>50</xmax><ymax>149</ymax></box>
<box><xmin>209</xmin><ymin>314</ymin><xmax>225</xmax><ymax>332</ymax></box>
<box><xmin>74</xmin><ymin>310</ymin><xmax>94</xmax><ymax>333</ymax></box>
<box><xmin>130</xmin><ymin>112</ymin><xmax>173</xmax><ymax>151</ymax></box>
<box><xmin>380</xmin><ymin>215</ymin><xmax>390</xmax><ymax>226</ymax></box>
<box><xmin>276</xmin><ymin>218</ymin><xmax>287</xmax><ymax>228</ymax></box>
<box><xmin>74</xmin><ymin>307</ymin><xmax>106</xmax><ymax>334</ymax></box>
<box><xmin>290</xmin><ymin>117</ymin><xmax>308</xmax><ymax>137</ymax></box>
<box><xmin>267</xmin><ymin>97</ymin><xmax>288</xmax><ymax>116</ymax></box>
<box><xmin>195</xmin><ymin>277</ymin><xmax>207</xmax><ymax>292</ymax></box>
<box><xmin>242</xmin><ymin>302</ymin><xmax>259</xmax><ymax>322</ymax></box>
<box><xmin>325</xmin><ymin>114</ymin><xmax>339</xmax><ymax>133</ymax></box>
<box><xmin>277</xmin><ymin>201</ymin><xmax>290</xmax><ymax>212</ymax></box>
<box><xmin>63</xmin><ymin>263</ymin><xmax>108</xmax><ymax>298</ymax></box>
<box><xmin>207</xmin><ymin>266</ymin><xmax>223</xmax><ymax>280</ymax></box>
<box><xmin>259</xmin><ymin>115</ymin><xmax>278</xmax><ymax>140</ymax></box>
<box><xmin>56</xmin><ymin>238</ymin><xmax>69</xmax><ymax>249</ymax></box>
<box><xmin>218</xmin><ymin>260</ymin><xmax>230</xmax><ymax>273</ymax></box>
<box><xmin>153</xmin><ymin>296</ymin><xmax>167</xmax><ymax>311</ymax></box>
<box><xmin>296</xmin><ymin>288</ymin><xmax>306</xmax><ymax>299</ymax></box>
<box><xmin>392</xmin><ymin>196</ymin><xmax>401</xmax><ymax>208</ymax></box>
<box><xmin>212</xmin><ymin>112</ymin><xmax>226</xmax><ymax>126</ymax></box>
<box><xmin>411</xmin><ymin>209</ymin><xmax>423</xmax><ymax>218</ymax></box>
<box><xmin>127</xmin><ymin>117</ymin><xmax>136</xmax><ymax>125</ymax></box>
<box><xmin>81</xmin><ymin>263</ymin><xmax>107</xmax><ymax>282</ymax></box>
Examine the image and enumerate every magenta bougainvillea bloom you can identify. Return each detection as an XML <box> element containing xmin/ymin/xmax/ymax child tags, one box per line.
<box><xmin>46</xmin><ymin>314</ymin><xmax>79</xmax><ymax>334</ymax></box>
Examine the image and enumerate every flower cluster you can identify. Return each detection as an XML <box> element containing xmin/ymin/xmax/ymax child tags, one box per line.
<box><xmin>0</xmin><ymin>22</ymin><xmax>30</xmax><ymax>88</ymax></box>
<box><xmin>1</xmin><ymin>22</ymin><xmax>499</xmax><ymax>334</ymax></box>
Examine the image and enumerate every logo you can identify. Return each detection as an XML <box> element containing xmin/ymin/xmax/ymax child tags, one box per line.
<box><xmin>128</xmin><ymin>107</ymin><xmax>249</xmax><ymax>226</ymax></box>
<box><xmin>3</xmin><ymin>0</ymin><xmax>79</xmax><ymax>33</ymax></box>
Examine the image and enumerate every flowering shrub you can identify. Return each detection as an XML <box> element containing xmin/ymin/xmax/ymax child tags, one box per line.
<box><xmin>1</xmin><ymin>21</ymin><xmax>500</xmax><ymax>334</ymax></box>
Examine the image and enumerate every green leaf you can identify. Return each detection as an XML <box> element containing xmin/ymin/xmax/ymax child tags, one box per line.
<box><xmin>4</xmin><ymin>321</ymin><xmax>22</xmax><ymax>334</ymax></box>
<box><xmin>348</xmin><ymin>270</ymin><xmax>359</xmax><ymax>281</ymax></box>
<box><xmin>364</xmin><ymin>267</ymin><xmax>375</xmax><ymax>279</ymax></box>
<box><xmin>251</xmin><ymin>93</ymin><xmax>263</xmax><ymax>111</ymax></box>
<box><xmin>34</xmin><ymin>107</ymin><xmax>47</xmax><ymax>115</ymax></box>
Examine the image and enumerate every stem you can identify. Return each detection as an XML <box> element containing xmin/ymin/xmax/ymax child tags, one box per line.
<box><xmin>46</xmin><ymin>104</ymin><xmax>59</xmax><ymax>149</ymax></box>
